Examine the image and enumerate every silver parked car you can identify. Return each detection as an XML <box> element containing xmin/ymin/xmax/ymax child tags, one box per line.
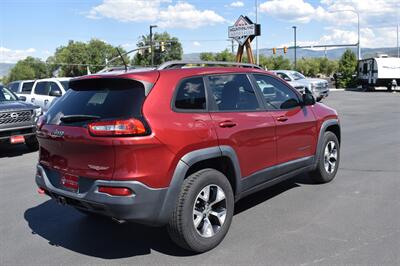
<box><xmin>271</xmin><ymin>70</ymin><xmax>329</xmax><ymax>101</ymax></box>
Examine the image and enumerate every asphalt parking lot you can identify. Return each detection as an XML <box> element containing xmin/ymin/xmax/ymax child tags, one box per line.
<box><xmin>0</xmin><ymin>90</ymin><xmax>399</xmax><ymax>265</ymax></box>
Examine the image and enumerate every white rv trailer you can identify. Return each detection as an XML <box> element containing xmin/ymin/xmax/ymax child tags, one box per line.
<box><xmin>357</xmin><ymin>56</ymin><xmax>400</xmax><ymax>91</ymax></box>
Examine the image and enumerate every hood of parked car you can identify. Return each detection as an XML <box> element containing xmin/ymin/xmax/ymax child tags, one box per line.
<box><xmin>0</xmin><ymin>101</ymin><xmax>38</xmax><ymax>112</ymax></box>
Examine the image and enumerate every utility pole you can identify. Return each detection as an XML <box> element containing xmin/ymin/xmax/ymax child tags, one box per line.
<box><xmin>149</xmin><ymin>25</ymin><xmax>158</xmax><ymax>66</ymax></box>
<box><xmin>292</xmin><ymin>26</ymin><xmax>297</xmax><ymax>70</ymax></box>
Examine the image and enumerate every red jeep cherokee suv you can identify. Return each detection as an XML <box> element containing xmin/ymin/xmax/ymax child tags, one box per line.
<box><xmin>35</xmin><ymin>61</ymin><xmax>340</xmax><ymax>252</ymax></box>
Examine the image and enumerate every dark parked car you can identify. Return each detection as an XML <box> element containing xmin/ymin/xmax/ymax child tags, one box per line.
<box><xmin>0</xmin><ymin>85</ymin><xmax>42</xmax><ymax>150</ymax></box>
<box><xmin>35</xmin><ymin>61</ymin><xmax>341</xmax><ymax>252</ymax></box>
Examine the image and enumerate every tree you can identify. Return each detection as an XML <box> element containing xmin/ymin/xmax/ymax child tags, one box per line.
<box><xmin>49</xmin><ymin>39</ymin><xmax>128</xmax><ymax>77</ymax></box>
<box><xmin>6</xmin><ymin>57</ymin><xmax>48</xmax><ymax>83</ymax></box>
<box><xmin>337</xmin><ymin>49</ymin><xmax>357</xmax><ymax>88</ymax></box>
<box><xmin>199</xmin><ymin>52</ymin><xmax>215</xmax><ymax>61</ymax></box>
<box><xmin>132</xmin><ymin>32</ymin><xmax>183</xmax><ymax>66</ymax></box>
<box><xmin>259</xmin><ymin>55</ymin><xmax>291</xmax><ymax>70</ymax></box>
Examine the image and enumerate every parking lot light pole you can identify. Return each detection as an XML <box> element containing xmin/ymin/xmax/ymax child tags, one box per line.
<box><xmin>150</xmin><ymin>25</ymin><xmax>158</xmax><ymax>66</ymax></box>
<box><xmin>292</xmin><ymin>26</ymin><xmax>297</xmax><ymax>70</ymax></box>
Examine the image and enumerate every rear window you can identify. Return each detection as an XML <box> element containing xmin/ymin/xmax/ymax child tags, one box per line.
<box><xmin>46</xmin><ymin>78</ymin><xmax>145</xmax><ymax>125</ymax></box>
<box><xmin>174</xmin><ymin>77</ymin><xmax>206</xmax><ymax>110</ymax></box>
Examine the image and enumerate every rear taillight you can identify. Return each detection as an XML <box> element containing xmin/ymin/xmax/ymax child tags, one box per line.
<box><xmin>98</xmin><ymin>186</ymin><xmax>133</xmax><ymax>196</ymax></box>
<box><xmin>88</xmin><ymin>118</ymin><xmax>147</xmax><ymax>137</ymax></box>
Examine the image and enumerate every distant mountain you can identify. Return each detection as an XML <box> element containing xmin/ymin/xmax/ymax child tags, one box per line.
<box><xmin>184</xmin><ymin>47</ymin><xmax>400</xmax><ymax>61</ymax></box>
<box><xmin>0</xmin><ymin>63</ymin><xmax>14</xmax><ymax>79</ymax></box>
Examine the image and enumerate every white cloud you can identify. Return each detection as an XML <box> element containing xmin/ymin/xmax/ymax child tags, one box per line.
<box><xmin>0</xmin><ymin>47</ymin><xmax>36</xmax><ymax>63</ymax></box>
<box><xmin>260</xmin><ymin>0</ymin><xmax>400</xmax><ymax>48</ymax></box>
<box><xmin>87</xmin><ymin>0</ymin><xmax>226</xmax><ymax>29</ymax></box>
<box><xmin>87</xmin><ymin>0</ymin><xmax>163</xmax><ymax>22</ymax></box>
<box><xmin>230</xmin><ymin>1</ymin><xmax>244</xmax><ymax>7</ymax></box>
<box><xmin>259</xmin><ymin>0</ymin><xmax>323</xmax><ymax>23</ymax></box>
<box><xmin>193</xmin><ymin>41</ymin><xmax>201</xmax><ymax>47</ymax></box>
<box><xmin>158</xmin><ymin>2</ymin><xmax>225</xmax><ymax>29</ymax></box>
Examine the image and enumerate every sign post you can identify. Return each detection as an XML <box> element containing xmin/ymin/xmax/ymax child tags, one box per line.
<box><xmin>228</xmin><ymin>15</ymin><xmax>260</xmax><ymax>64</ymax></box>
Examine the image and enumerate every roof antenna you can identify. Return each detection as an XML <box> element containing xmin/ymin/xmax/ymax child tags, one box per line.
<box><xmin>116</xmin><ymin>47</ymin><xmax>128</xmax><ymax>71</ymax></box>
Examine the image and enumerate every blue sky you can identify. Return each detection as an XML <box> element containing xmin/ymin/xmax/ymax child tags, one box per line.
<box><xmin>0</xmin><ymin>0</ymin><xmax>399</xmax><ymax>63</ymax></box>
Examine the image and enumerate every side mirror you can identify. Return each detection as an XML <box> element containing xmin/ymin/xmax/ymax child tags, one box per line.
<box><xmin>49</xmin><ymin>89</ymin><xmax>62</xmax><ymax>97</ymax></box>
<box><xmin>18</xmin><ymin>96</ymin><xmax>27</xmax><ymax>101</ymax></box>
<box><xmin>302</xmin><ymin>93</ymin><xmax>316</xmax><ymax>106</ymax></box>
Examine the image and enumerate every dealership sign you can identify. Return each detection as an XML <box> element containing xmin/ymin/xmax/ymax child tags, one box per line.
<box><xmin>228</xmin><ymin>15</ymin><xmax>260</xmax><ymax>46</ymax></box>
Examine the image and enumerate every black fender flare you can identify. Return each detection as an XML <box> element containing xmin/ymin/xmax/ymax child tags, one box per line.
<box><xmin>314</xmin><ymin>119</ymin><xmax>340</xmax><ymax>169</ymax></box>
<box><xmin>156</xmin><ymin>145</ymin><xmax>242</xmax><ymax>224</ymax></box>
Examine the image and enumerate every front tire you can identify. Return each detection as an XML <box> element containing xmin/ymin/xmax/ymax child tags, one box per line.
<box><xmin>310</xmin><ymin>131</ymin><xmax>340</xmax><ymax>183</ymax></box>
<box><xmin>167</xmin><ymin>169</ymin><xmax>234</xmax><ymax>253</ymax></box>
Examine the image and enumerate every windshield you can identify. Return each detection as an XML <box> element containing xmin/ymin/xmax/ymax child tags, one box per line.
<box><xmin>291</xmin><ymin>72</ymin><xmax>306</xmax><ymax>80</ymax></box>
<box><xmin>0</xmin><ymin>86</ymin><xmax>18</xmax><ymax>102</ymax></box>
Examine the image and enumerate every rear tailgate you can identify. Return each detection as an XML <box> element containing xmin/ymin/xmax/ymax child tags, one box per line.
<box><xmin>37</xmin><ymin>78</ymin><xmax>148</xmax><ymax>180</ymax></box>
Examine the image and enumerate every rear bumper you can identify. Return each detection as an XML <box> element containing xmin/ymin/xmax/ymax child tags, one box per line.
<box><xmin>35</xmin><ymin>164</ymin><xmax>170</xmax><ymax>226</ymax></box>
<box><xmin>0</xmin><ymin>125</ymin><xmax>36</xmax><ymax>140</ymax></box>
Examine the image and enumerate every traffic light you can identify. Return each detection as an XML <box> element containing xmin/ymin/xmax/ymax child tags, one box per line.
<box><xmin>160</xmin><ymin>42</ymin><xmax>165</xmax><ymax>52</ymax></box>
<box><xmin>283</xmin><ymin>46</ymin><xmax>288</xmax><ymax>54</ymax></box>
<box><xmin>148</xmin><ymin>47</ymin><xmax>152</xmax><ymax>53</ymax></box>
<box><xmin>272</xmin><ymin>48</ymin><xmax>276</xmax><ymax>55</ymax></box>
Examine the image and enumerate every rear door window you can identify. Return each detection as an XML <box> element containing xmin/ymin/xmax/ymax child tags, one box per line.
<box><xmin>174</xmin><ymin>77</ymin><xmax>206</xmax><ymax>110</ymax></box>
<box><xmin>22</xmin><ymin>82</ymin><xmax>34</xmax><ymax>94</ymax></box>
<box><xmin>46</xmin><ymin>78</ymin><xmax>145</xmax><ymax>126</ymax></box>
<box><xmin>208</xmin><ymin>74</ymin><xmax>261</xmax><ymax>111</ymax></box>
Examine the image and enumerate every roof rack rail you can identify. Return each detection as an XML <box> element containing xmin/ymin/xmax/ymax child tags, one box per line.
<box><xmin>157</xmin><ymin>60</ymin><xmax>264</xmax><ymax>70</ymax></box>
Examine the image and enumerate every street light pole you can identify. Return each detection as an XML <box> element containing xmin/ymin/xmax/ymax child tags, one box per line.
<box><xmin>149</xmin><ymin>25</ymin><xmax>158</xmax><ymax>66</ymax></box>
<box><xmin>292</xmin><ymin>26</ymin><xmax>297</xmax><ymax>70</ymax></box>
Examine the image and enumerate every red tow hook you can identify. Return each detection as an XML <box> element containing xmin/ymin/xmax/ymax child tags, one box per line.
<box><xmin>37</xmin><ymin>188</ymin><xmax>46</xmax><ymax>195</ymax></box>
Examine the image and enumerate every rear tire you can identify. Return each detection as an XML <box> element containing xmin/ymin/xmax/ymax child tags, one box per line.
<box><xmin>310</xmin><ymin>131</ymin><xmax>340</xmax><ymax>183</ymax></box>
<box><xmin>167</xmin><ymin>169</ymin><xmax>234</xmax><ymax>253</ymax></box>
<box><xmin>25</xmin><ymin>136</ymin><xmax>39</xmax><ymax>151</ymax></box>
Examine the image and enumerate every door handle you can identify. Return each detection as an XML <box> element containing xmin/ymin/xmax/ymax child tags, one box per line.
<box><xmin>44</xmin><ymin>99</ymin><xmax>49</xmax><ymax>105</ymax></box>
<box><xmin>276</xmin><ymin>116</ymin><xmax>288</xmax><ymax>122</ymax></box>
<box><xmin>219</xmin><ymin>121</ymin><xmax>237</xmax><ymax>128</ymax></box>
<box><xmin>31</xmin><ymin>98</ymin><xmax>35</xmax><ymax>103</ymax></box>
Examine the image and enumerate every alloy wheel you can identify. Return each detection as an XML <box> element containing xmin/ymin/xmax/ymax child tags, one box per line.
<box><xmin>192</xmin><ymin>184</ymin><xmax>227</xmax><ymax>238</ymax></box>
<box><xmin>324</xmin><ymin>141</ymin><xmax>338</xmax><ymax>174</ymax></box>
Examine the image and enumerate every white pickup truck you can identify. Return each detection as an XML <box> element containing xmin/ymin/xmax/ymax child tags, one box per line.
<box><xmin>17</xmin><ymin>78</ymin><xmax>71</xmax><ymax>112</ymax></box>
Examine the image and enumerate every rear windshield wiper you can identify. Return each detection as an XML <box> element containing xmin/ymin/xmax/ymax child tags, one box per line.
<box><xmin>60</xmin><ymin>115</ymin><xmax>101</xmax><ymax>123</ymax></box>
